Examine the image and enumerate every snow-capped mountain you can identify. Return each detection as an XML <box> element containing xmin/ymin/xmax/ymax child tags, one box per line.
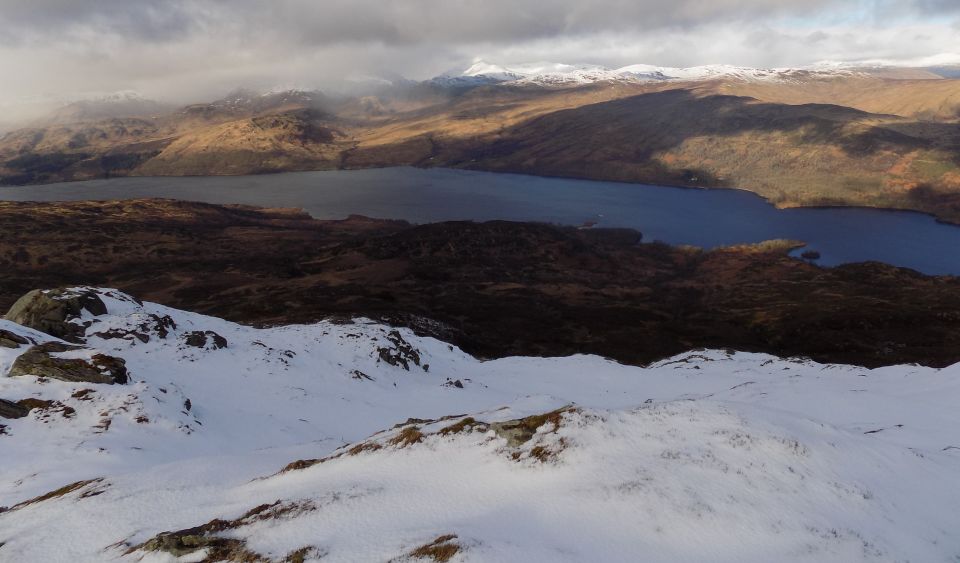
<box><xmin>433</xmin><ymin>59</ymin><xmax>867</xmax><ymax>88</ymax></box>
<box><xmin>1</xmin><ymin>287</ymin><xmax>959</xmax><ymax>561</ymax></box>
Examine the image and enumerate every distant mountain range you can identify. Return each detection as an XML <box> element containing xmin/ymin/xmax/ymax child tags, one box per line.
<box><xmin>432</xmin><ymin>58</ymin><xmax>960</xmax><ymax>86</ymax></box>
<box><xmin>430</xmin><ymin>59</ymin><xmax>891</xmax><ymax>87</ymax></box>
<box><xmin>2</xmin><ymin>61</ymin><xmax>959</xmax><ymax>222</ymax></box>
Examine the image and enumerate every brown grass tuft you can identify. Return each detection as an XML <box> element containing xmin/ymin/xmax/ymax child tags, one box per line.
<box><xmin>389</xmin><ymin>426</ymin><xmax>425</xmax><ymax>447</ymax></box>
<box><xmin>407</xmin><ymin>534</ymin><xmax>461</xmax><ymax>562</ymax></box>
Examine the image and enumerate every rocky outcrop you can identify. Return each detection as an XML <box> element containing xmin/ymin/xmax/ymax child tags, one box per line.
<box><xmin>3</xmin><ymin>289</ymin><xmax>107</xmax><ymax>343</ymax></box>
<box><xmin>376</xmin><ymin>330</ymin><xmax>422</xmax><ymax>371</ymax></box>
<box><xmin>182</xmin><ymin>330</ymin><xmax>228</xmax><ymax>349</ymax></box>
<box><xmin>7</xmin><ymin>342</ymin><xmax>128</xmax><ymax>384</ymax></box>
<box><xmin>0</xmin><ymin>398</ymin><xmax>29</xmax><ymax>419</ymax></box>
<box><xmin>0</xmin><ymin>329</ymin><xmax>31</xmax><ymax>349</ymax></box>
<box><xmin>94</xmin><ymin>313</ymin><xmax>176</xmax><ymax>344</ymax></box>
<box><xmin>130</xmin><ymin>501</ymin><xmax>317</xmax><ymax>562</ymax></box>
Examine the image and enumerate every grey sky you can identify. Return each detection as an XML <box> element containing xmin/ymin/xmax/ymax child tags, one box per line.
<box><xmin>0</xmin><ymin>0</ymin><xmax>957</xmax><ymax>117</ymax></box>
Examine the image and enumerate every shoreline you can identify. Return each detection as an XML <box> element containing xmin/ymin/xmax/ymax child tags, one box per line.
<box><xmin>451</xmin><ymin>164</ymin><xmax>960</xmax><ymax>228</ymax></box>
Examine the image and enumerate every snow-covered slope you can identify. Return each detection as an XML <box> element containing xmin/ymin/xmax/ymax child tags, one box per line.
<box><xmin>1</xmin><ymin>288</ymin><xmax>959</xmax><ymax>562</ymax></box>
<box><xmin>433</xmin><ymin>59</ymin><xmax>867</xmax><ymax>88</ymax></box>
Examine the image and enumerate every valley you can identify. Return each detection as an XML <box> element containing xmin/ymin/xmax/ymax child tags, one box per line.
<box><xmin>2</xmin><ymin>66</ymin><xmax>960</xmax><ymax>222</ymax></box>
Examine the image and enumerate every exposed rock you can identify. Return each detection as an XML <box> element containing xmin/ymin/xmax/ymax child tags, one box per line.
<box><xmin>182</xmin><ymin>330</ymin><xmax>228</xmax><ymax>349</ymax></box>
<box><xmin>139</xmin><ymin>532</ymin><xmax>254</xmax><ymax>560</ymax></box>
<box><xmin>3</xmin><ymin>288</ymin><xmax>107</xmax><ymax>343</ymax></box>
<box><xmin>7</xmin><ymin>342</ymin><xmax>129</xmax><ymax>384</ymax></box>
<box><xmin>0</xmin><ymin>329</ymin><xmax>31</xmax><ymax>349</ymax></box>
<box><xmin>0</xmin><ymin>398</ymin><xmax>29</xmax><ymax>419</ymax></box>
<box><xmin>351</xmin><ymin>369</ymin><xmax>374</xmax><ymax>381</ymax></box>
<box><xmin>93</xmin><ymin>313</ymin><xmax>176</xmax><ymax>344</ymax></box>
<box><xmin>15</xmin><ymin>398</ymin><xmax>56</xmax><ymax>411</ymax></box>
<box><xmin>71</xmin><ymin>388</ymin><xmax>95</xmax><ymax>400</ymax></box>
<box><xmin>15</xmin><ymin>398</ymin><xmax>75</xmax><ymax>420</ymax></box>
<box><xmin>131</xmin><ymin>501</ymin><xmax>315</xmax><ymax>561</ymax></box>
<box><xmin>376</xmin><ymin>330</ymin><xmax>422</xmax><ymax>371</ymax></box>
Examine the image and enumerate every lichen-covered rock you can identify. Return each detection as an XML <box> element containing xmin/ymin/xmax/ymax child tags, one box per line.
<box><xmin>0</xmin><ymin>329</ymin><xmax>32</xmax><ymax>349</ymax></box>
<box><xmin>182</xmin><ymin>330</ymin><xmax>228</xmax><ymax>349</ymax></box>
<box><xmin>0</xmin><ymin>399</ymin><xmax>29</xmax><ymax>419</ymax></box>
<box><xmin>3</xmin><ymin>289</ymin><xmax>107</xmax><ymax>343</ymax></box>
<box><xmin>7</xmin><ymin>342</ymin><xmax>128</xmax><ymax>384</ymax></box>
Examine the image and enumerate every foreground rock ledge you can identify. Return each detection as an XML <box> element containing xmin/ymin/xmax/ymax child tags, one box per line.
<box><xmin>7</xmin><ymin>342</ymin><xmax>128</xmax><ymax>385</ymax></box>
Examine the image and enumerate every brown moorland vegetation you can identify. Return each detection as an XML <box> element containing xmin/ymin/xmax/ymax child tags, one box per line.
<box><xmin>2</xmin><ymin>199</ymin><xmax>959</xmax><ymax>368</ymax></box>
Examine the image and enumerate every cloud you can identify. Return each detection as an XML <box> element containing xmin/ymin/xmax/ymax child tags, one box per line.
<box><xmin>0</xmin><ymin>0</ymin><xmax>956</xmax><ymax>121</ymax></box>
<box><xmin>912</xmin><ymin>0</ymin><xmax>960</xmax><ymax>14</ymax></box>
<box><xmin>0</xmin><ymin>0</ymin><xmax>201</xmax><ymax>45</ymax></box>
<box><xmin>1</xmin><ymin>0</ymin><xmax>839</xmax><ymax>45</ymax></box>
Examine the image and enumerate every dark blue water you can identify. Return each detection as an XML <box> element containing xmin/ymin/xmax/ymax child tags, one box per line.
<box><xmin>3</xmin><ymin>167</ymin><xmax>960</xmax><ymax>275</ymax></box>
